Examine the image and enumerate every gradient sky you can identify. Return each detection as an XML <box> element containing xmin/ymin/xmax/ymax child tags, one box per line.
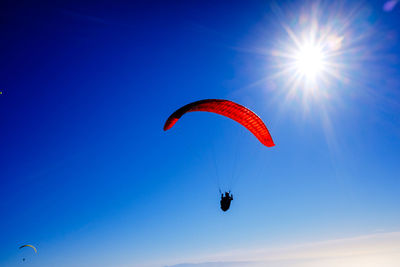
<box><xmin>1</xmin><ymin>1</ymin><xmax>400</xmax><ymax>266</ymax></box>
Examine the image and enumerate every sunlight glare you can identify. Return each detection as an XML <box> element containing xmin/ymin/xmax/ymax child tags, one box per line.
<box><xmin>295</xmin><ymin>43</ymin><xmax>325</xmax><ymax>80</ymax></box>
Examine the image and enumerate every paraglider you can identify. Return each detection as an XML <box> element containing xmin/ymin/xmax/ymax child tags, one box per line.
<box><xmin>19</xmin><ymin>244</ymin><xmax>37</xmax><ymax>262</ymax></box>
<box><xmin>164</xmin><ymin>99</ymin><xmax>275</xmax><ymax>147</ymax></box>
<box><xmin>19</xmin><ymin>244</ymin><xmax>37</xmax><ymax>253</ymax></box>
<box><xmin>220</xmin><ymin>191</ymin><xmax>233</xmax><ymax>212</ymax></box>
<box><xmin>164</xmin><ymin>99</ymin><xmax>275</xmax><ymax>212</ymax></box>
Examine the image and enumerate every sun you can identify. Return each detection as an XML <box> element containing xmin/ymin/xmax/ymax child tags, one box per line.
<box><xmin>294</xmin><ymin>43</ymin><xmax>326</xmax><ymax>81</ymax></box>
<box><xmin>270</xmin><ymin>25</ymin><xmax>343</xmax><ymax>97</ymax></box>
<box><xmin>267</xmin><ymin>8</ymin><xmax>349</xmax><ymax>98</ymax></box>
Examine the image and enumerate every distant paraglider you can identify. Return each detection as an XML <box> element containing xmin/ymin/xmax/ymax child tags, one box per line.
<box><xmin>19</xmin><ymin>244</ymin><xmax>37</xmax><ymax>253</ymax></box>
<box><xmin>19</xmin><ymin>244</ymin><xmax>37</xmax><ymax>262</ymax></box>
<box><xmin>164</xmin><ymin>99</ymin><xmax>275</xmax><ymax>212</ymax></box>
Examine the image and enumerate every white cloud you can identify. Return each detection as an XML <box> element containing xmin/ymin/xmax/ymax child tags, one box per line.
<box><xmin>165</xmin><ymin>231</ymin><xmax>400</xmax><ymax>267</ymax></box>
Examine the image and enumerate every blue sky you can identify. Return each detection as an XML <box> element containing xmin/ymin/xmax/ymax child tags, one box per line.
<box><xmin>1</xmin><ymin>0</ymin><xmax>400</xmax><ymax>266</ymax></box>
